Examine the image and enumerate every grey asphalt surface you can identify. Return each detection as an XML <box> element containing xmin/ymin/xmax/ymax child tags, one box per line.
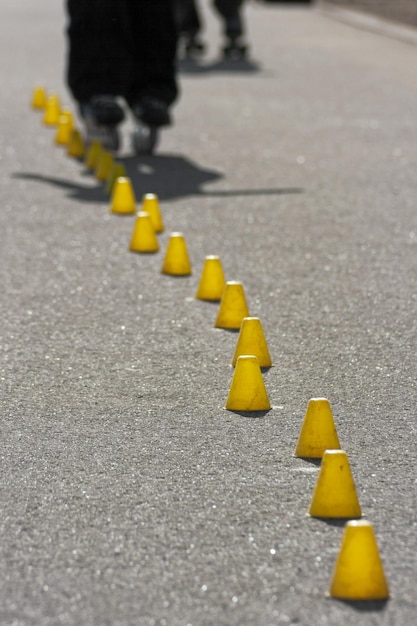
<box><xmin>1</xmin><ymin>1</ymin><xmax>416</xmax><ymax>625</ymax></box>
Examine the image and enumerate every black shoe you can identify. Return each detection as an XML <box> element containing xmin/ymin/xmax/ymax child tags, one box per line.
<box><xmin>131</xmin><ymin>97</ymin><xmax>172</xmax><ymax>128</ymax></box>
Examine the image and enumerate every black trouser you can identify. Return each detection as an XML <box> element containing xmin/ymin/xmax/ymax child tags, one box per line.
<box><xmin>66</xmin><ymin>0</ymin><xmax>178</xmax><ymax>106</ymax></box>
<box><xmin>173</xmin><ymin>0</ymin><xmax>245</xmax><ymax>37</ymax></box>
<box><xmin>173</xmin><ymin>0</ymin><xmax>202</xmax><ymax>35</ymax></box>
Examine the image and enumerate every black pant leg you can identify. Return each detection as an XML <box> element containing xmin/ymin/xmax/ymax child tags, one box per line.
<box><xmin>173</xmin><ymin>0</ymin><xmax>202</xmax><ymax>35</ymax></box>
<box><xmin>124</xmin><ymin>0</ymin><xmax>178</xmax><ymax>106</ymax></box>
<box><xmin>66</xmin><ymin>0</ymin><xmax>130</xmax><ymax>102</ymax></box>
<box><xmin>212</xmin><ymin>0</ymin><xmax>244</xmax><ymax>37</ymax></box>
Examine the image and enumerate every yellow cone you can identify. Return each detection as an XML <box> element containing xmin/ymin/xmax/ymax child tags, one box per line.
<box><xmin>43</xmin><ymin>93</ymin><xmax>61</xmax><ymax>125</ymax></box>
<box><xmin>214</xmin><ymin>281</ymin><xmax>250</xmax><ymax>329</ymax></box>
<box><xmin>31</xmin><ymin>86</ymin><xmax>47</xmax><ymax>110</ymax></box>
<box><xmin>85</xmin><ymin>140</ymin><xmax>103</xmax><ymax>170</ymax></box>
<box><xmin>110</xmin><ymin>177</ymin><xmax>137</xmax><ymax>215</ymax></box>
<box><xmin>141</xmin><ymin>193</ymin><xmax>164</xmax><ymax>233</ymax></box>
<box><xmin>330</xmin><ymin>520</ymin><xmax>390</xmax><ymax>600</ymax></box>
<box><xmin>59</xmin><ymin>108</ymin><xmax>74</xmax><ymax>126</ymax></box>
<box><xmin>95</xmin><ymin>151</ymin><xmax>114</xmax><ymax>181</ymax></box>
<box><xmin>308</xmin><ymin>450</ymin><xmax>362</xmax><ymax>518</ymax></box>
<box><xmin>129</xmin><ymin>212</ymin><xmax>159</xmax><ymax>253</ymax></box>
<box><xmin>161</xmin><ymin>232</ymin><xmax>192</xmax><ymax>276</ymax></box>
<box><xmin>231</xmin><ymin>317</ymin><xmax>272</xmax><ymax>367</ymax></box>
<box><xmin>67</xmin><ymin>128</ymin><xmax>85</xmax><ymax>158</ymax></box>
<box><xmin>294</xmin><ymin>398</ymin><xmax>341</xmax><ymax>458</ymax></box>
<box><xmin>195</xmin><ymin>255</ymin><xmax>226</xmax><ymax>301</ymax></box>
<box><xmin>54</xmin><ymin>111</ymin><xmax>74</xmax><ymax>146</ymax></box>
<box><xmin>225</xmin><ymin>355</ymin><xmax>271</xmax><ymax>412</ymax></box>
<box><xmin>105</xmin><ymin>162</ymin><xmax>126</xmax><ymax>195</ymax></box>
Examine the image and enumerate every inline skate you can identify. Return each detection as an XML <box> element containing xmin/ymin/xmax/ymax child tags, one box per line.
<box><xmin>223</xmin><ymin>34</ymin><xmax>248</xmax><ymax>59</ymax></box>
<box><xmin>80</xmin><ymin>95</ymin><xmax>124</xmax><ymax>152</ymax></box>
<box><xmin>221</xmin><ymin>13</ymin><xmax>248</xmax><ymax>60</ymax></box>
<box><xmin>131</xmin><ymin>97</ymin><xmax>172</xmax><ymax>155</ymax></box>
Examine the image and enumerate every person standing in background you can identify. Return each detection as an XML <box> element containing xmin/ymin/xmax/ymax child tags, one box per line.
<box><xmin>173</xmin><ymin>0</ymin><xmax>248</xmax><ymax>59</ymax></box>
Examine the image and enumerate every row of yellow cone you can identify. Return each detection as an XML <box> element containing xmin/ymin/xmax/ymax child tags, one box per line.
<box><xmin>32</xmin><ymin>85</ymin><xmax>390</xmax><ymax>602</ymax></box>
<box><xmin>295</xmin><ymin>398</ymin><xmax>389</xmax><ymax>600</ymax></box>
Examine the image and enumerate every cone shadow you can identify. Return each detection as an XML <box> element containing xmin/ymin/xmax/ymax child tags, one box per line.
<box><xmin>310</xmin><ymin>517</ymin><xmax>360</xmax><ymax>528</ymax></box>
<box><xmin>226</xmin><ymin>408</ymin><xmax>272</xmax><ymax>419</ymax></box>
<box><xmin>330</xmin><ymin>598</ymin><xmax>389</xmax><ymax>612</ymax></box>
<box><xmin>296</xmin><ymin>457</ymin><xmax>322</xmax><ymax>467</ymax></box>
<box><xmin>218</xmin><ymin>328</ymin><xmax>240</xmax><ymax>334</ymax></box>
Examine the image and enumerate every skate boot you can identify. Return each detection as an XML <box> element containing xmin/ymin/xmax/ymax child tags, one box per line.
<box><xmin>222</xmin><ymin>15</ymin><xmax>248</xmax><ymax>60</ymax></box>
<box><xmin>80</xmin><ymin>95</ymin><xmax>125</xmax><ymax>152</ymax></box>
<box><xmin>223</xmin><ymin>35</ymin><xmax>248</xmax><ymax>59</ymax></box>
<box><xmin>131</xmin><ymin>97</ymin><xmax>172</xmax><ymax>156</ymax></box>
<box><xmin>182</xmin><ymin>32</ymin><xmax>206</xmax><ymax>59</ymax></box>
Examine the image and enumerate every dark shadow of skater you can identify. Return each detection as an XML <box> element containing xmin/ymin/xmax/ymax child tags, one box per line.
<box><xmin>14</xmin><ymin>153</ymin><xmax>304</xmax><ymax>204</ymax></box>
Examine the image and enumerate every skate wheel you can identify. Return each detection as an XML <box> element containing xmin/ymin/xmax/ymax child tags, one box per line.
<box><xmin>132</xmin><ymin>123</ymin><xmax>159</xmax><ymax>155</ymax></box>
<box><xmin>85</xmin><ymin>125</ymin><xmax>120</xmax><ymax>152</ymax></box>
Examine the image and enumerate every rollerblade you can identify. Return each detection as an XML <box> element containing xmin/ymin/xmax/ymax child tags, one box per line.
<box><xmin>221</xmin><ymin>14</ymin><xmax>248</xmax><ymax>60</ymax></box>
<box><xmin>131</xmin><ymin>97</ymin><xmax>172</xmax><ymax>155</ymax></box>
<box><xmin>80</xmin><ymin>95</ymin><xmax>125</xmax><ymax>152</ymax></box>
<box><xmin>181</xmin><ymin>32</ymin><xmax>206</xmax><ymax>59</ymax></box>
<box><xmin>223</xmin><ymin>34</ymin><xmax>248</xmax><ymax>60</ymax></box>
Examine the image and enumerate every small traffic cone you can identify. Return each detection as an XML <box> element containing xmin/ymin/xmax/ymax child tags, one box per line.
<box><xmin>329</xmin><ymin>520</ymin><xmax>390</xmax><ymax>600</ymax></box>
<box><xmin>31</xmin><ymin>86</ymin><xmax>47</xmax><ymax>110</ymax></box>
<box><xmin>67</xmin><ymin>128</ymin><xmax>85</xmax><ymax>158</ymax></box>
<box><xmin>59</xmin><ymin>108</ymin><xmax>74</xmax><ymax>126</ymax></box>
<box><xmin>141</xmin><ymin>193</ymin><xmax>164</xmax><ymax>233</ymax></box>
<box><xmin>110</xmin><ymin>177</ymin><xmax>137</xmax><ymax>215</ymax></box>
<box><xmin>294</xmin><ymin>398</ymin><xmax>341</xmax><ymax>458</ymax></box>
<box><xmin>43</xmin><ymin>93</ymin><xmax>61</xmax><ymax>125</ymax></box>
<box><xmin>105</xmin><ymin>162</ymin><xmax>126</xmax><ymax>195</ymax></box>
<box><xmin>161</xmin><ymin>232</ymin><xmax>192</xmax><ymax>276</ymax></box>
<box><xmin>215</xmin><ymin>281</ymin><xmax>249</xmax><ymax>330</ymax></box>
<box><xmin>95</xmin><ymin>151</ymin><xmax>114</xmax><ymax>181</ymax></box>
<box><xmin>85</xmin><ymin>140</ymin><xmax>103</xmax><ymax>170</ymax></box>
<box><xmin>231</xmin><ymin>317</ymin><xmax>272</xmax><ymax>368</ymax></box>
<box><xmin>55</xmin><ymin>111</ymin><xmax>74</xmax><ymax>146</ymax></box>
<box><xmin>225</xmin><ymin>355</ymin><xmax>271</xmax><ymax>412</ymax></box>
<box><xmin>195</xmin><ymin>255</ymin><xmax>225</xmax><ymax>301</ymax></box>
<box><xmin>129</xmin><ymin>212</ymin><xmax>159</xmax><ymax>253</ymax></box>
<box><xmin>308</xmin><ymin>450</ymin><xmax>362</xmax><ymax>519</ymax></box>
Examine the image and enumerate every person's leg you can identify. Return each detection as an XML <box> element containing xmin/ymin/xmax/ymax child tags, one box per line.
<box><xmin>173</xmin><ymin>0</ymin><xmax>202</xmax><ymax>36</ymax></box>
<box><xmin>173</xmin><ymin>0</ymin><xmax>206</xmax><ymax>58</ymax></box>
<box><xmin>66</xmin><ymin>0</ymin><xmax>129</xmax><ymax>102</ymax></box>
<box><xmin>212</xmin><ymin>0</ymin><xmax>244</xmax><ymax>38</ymax></box>
<box><xmin>124</xmin><ymin>0</ymin><xmax>178</xmax><ymax>120</ymax></box>
<box><xmin>66</xmin><ymin>0</ymin><xmax>128</xmax><ymax>148</ymax></box>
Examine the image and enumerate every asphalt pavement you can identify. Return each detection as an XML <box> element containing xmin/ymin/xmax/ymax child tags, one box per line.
<box><xmin>1</xmin><ymin>1</ymin><xmax>416</xmax><ymax>625</ymax></box>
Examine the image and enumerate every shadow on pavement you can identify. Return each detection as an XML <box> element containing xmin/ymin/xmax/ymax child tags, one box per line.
<box><xmin>310</xmin><ymin>517</ymin><xmax>357</xmax><ymax>528</ymax></box>
<box><xmin>178</xmin><ymin>56</ymin><xmax>261</xmax><ymax>76</ymax></box>
<box><xmin>226</xmin><ymin>409</ymin><xmax>272</xmax><ymax>419</ymax></box>
<box><xmin>297</xmin><ymin>457</ymin><xmax>322</xmax><ymax>467</ymax></box>
<box><xmin>330</xmin><ymin>598</ymin><xmax>389</xmax><ymax>613</ymax></box>
<box><xmin>13</xmin><ymin>172</ymin><xmax>105</xmax><ymax>203</ymax></box>
<box><xmin>14</xmin><ymin>153</ymin><xmax>304</xmax><ymax>203</ymax></box>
